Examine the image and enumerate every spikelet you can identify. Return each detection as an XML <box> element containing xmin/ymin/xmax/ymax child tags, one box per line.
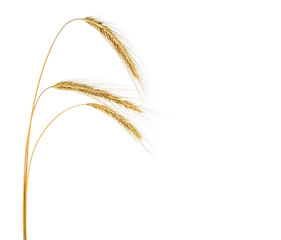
<box><xmin>53</xmin><ymin>81</ymin><xmax>142</xmax><ymax>113</ymax></box>
<box><xmin>83</xmin><ymin>17</ymin><xmax>143</xmax><ymax>92</ymax></box>
<box><xmin>87</xmin><ymin>103</ymin><xmax>142</xmax><ymax>139</ymax></box>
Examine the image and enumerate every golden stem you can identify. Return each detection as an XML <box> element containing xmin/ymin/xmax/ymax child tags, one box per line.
<box><xmin>34</xmin><ymin>87</ymin><xmax>52</xmax><ymax>109</ymax></box>
<box><xmin>26</xmin><ymin>104</ymin><xmax>86</xmax><ymax>187</ymax></box>
<box><xmin>23</xmin><ymin>18</ymin><xmax>82</xmax><ymax>240</ymax></box>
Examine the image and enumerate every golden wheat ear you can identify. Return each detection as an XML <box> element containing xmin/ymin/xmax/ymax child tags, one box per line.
<box><xmin>87</xmin><ymin>103</ymin><xmax>142</xmax><ymax>139</ymax></box>
<box><xmin>82</xmin><ymin>17</ymin><xmax>144</xmax><ymax>93</ymax></box>
<box><xmin>53</xmin><ymin>81</ymin><xmax>142</xmax><ymax>113</ymax></box>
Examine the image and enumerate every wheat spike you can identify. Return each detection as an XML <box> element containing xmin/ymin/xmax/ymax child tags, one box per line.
<box><xmin>87</xmin><ymin>103</ymin><xmax>142</xmax><ymax>139</ymax></box>
<box><xmin>83</xmin><ymin>17</ymin><xmax>143</xmax><ymax>92</ymax></box>
<box><xmin>53</xmin><ymin>81</ymin><xmax>142</xmax><ymax>113</ymax></box>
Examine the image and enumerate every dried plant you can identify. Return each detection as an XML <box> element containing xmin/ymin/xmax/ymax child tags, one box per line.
<box><xmin>87</xmin><ymin>103</ymin><xmax>142</xmax><ymax>139</ymax></box>
<box><xmin>83</xmin><ymin>17</ymin><xmax>143</xmax><ymax>92</ymax></box>
<box><xmin>22</xmin><ymin>17</ymin><xmax>147</xmax><ymax>240</ymax></box>
<box><xmin>53</xmin><ymin>81</ymin><xmax>142</xmax><ymax>113</ymax></box>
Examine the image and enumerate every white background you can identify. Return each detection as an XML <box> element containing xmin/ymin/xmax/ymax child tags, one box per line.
<box><xmin>1</xmin><ymin>0</ymin><xmax>281</xmax><ymax>239</ymax></box>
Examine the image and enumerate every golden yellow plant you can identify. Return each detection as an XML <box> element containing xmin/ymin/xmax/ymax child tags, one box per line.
<box><xmin>87</xmin><ymin>103</ymin><xmax>142</xmax><ymax>138</ymax></box>
<box><xmin>83</xmin><ymin>17</ymin><xmax>143</xmax><ymax>91</ymax></box>
<box><xmin>53</xmin><ymin>81</ymin><xmax>142</xmax><ymax>113</ymax></box>
<box><xmin>23</xmin><ymin>17</ymin><xmax>146</xmax><ymax>240</ymax></box>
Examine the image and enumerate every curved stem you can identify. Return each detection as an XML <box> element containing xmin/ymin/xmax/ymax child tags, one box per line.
<box><xmin>34</xmin><ymin>87</ymin><xmax>52</xmax><ymax>109</ymax></box>
<box><xmin>24</xmin><ymin>86</ymin><xmax>51</xmax><ymax>186</ymax></box>
<box><xmin>26</xmin><ymin>104</ymin><xmax>86</xmax><ymax>188</ymax></box>
<box><xmin>23</xmin><ymin>18</ymin><xmax>82</xmax><ymax>240</ymax></box>
<box><xmin>24</xmin><ymin>86</ymin><xmax>51</xmax><ymax>184</ymax></box>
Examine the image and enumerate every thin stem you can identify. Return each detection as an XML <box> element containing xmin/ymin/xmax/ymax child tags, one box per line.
<box><xmin>23</xmin><ymin>86</ymin><xmax>51</xmax><ymax>186</ymax></box>
<box><xmin>22</xmin><ymin>87</ymin><xmax>51</xmax><ymax>240</ymax></box>
<box><xmin>34</xmin><ymin>87</ymin><xmax>52</xmax><ymax>109</ymax></box>
<box><xmin>26</xmin><ymin>104</ymin><xmax>86</xmax><ymax>187</ymax></box>
<box><xmin>23</xmin><ymin>18</ymin><xmax>82</xmax><ymax>240</ymax></box>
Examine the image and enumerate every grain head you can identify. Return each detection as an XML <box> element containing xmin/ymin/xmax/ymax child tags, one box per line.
<box><xmin>53</xmin><ymin>81</ymin><xmax>142</xmax><ymax>113</ymax></box>
<box><xmin>87</xmin><ymin>103</ymin><xmax>142</xmax><ymax>139</ymax></box>
<box><xmin>83</xmin><ymin>17</ymin><xmax>144</xmax><ymax>93</ymax></box>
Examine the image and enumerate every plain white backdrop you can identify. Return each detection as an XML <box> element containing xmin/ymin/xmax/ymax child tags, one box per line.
<box><xmin>1</xmin><ymin>0</ymin><xmax>281</xmax><ymax>239</ymax></box>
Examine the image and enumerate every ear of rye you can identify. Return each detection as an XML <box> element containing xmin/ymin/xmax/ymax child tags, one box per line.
<box><xmin>83</xmin><ymin>17</ymin><xmax>144</xmax><ymax>93</ymax></box>
<box><xmin>87</xmin><ymin>103</ymin><xmax>142</xmax><ymax>139</ymax></box>
<box><xmin>53</xmin><ymin>81</ymin><xmax>142</xmax><ymax>113</ymax></box>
